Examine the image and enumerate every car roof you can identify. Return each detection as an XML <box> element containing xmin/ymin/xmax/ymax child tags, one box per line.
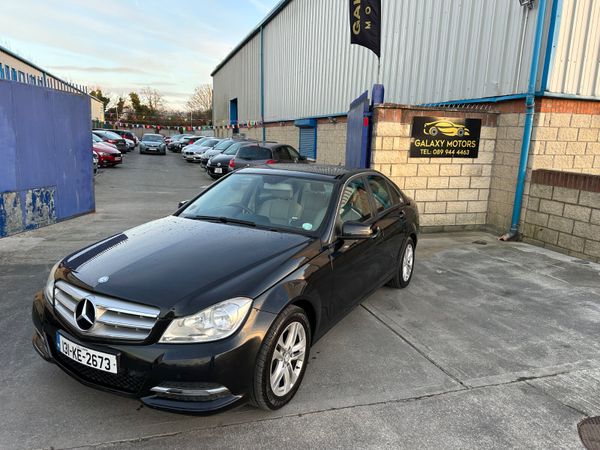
<box><xmin>239</xmin><ymin>164</ymin><xmax>368</xmax><ymax>180</ymax></box>
<box><xmin>142</xmin><ymin>133</ymin><xmax>163</xmax><ymax>137</ymax></box>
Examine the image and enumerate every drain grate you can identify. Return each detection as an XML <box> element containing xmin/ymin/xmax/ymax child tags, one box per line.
<box><xmin>579</xmin><ymin>417</ymin><xmax>600</xmax><ymax>450</ymax></box>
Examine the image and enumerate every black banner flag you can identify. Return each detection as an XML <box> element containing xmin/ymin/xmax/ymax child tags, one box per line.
<box><xmin>349</xmin><ymin>0</ymin><xmax>381</xmax><ymax>57</ymax></box>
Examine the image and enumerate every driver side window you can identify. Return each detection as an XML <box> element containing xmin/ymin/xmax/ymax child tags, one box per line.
<box><xmin>338</xmin><ymin>178</ymin><xmax>372</xmax><ymax>224</ymax></box>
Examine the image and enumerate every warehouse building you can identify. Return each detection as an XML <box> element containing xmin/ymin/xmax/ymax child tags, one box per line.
<box><xmin>213</xmin><ymin>0</ymin><xmax>600</xmax><ymax>262</ymax></box>
<box><xmin>0</xmin><ymin>45</ymin><xmax>105</xmax><ymax>122</ymax></box>
<box><xmin>212</xmin><ymin>0</ymin><xmax>598</xmax><ymax>160</ymax></box>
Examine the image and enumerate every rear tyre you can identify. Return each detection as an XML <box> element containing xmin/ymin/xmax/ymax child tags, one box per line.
<box><xmin>250</xmin><ymin>305</ymin><xmax>311</xmax><ymax>410</ymax></box>
<box><xmin>388</xmin><ymin>236</ymin><xmax>415</xmax><ymax>289</ymax></box>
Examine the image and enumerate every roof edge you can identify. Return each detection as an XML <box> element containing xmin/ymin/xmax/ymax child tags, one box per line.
<box><xmin>0</xmin><ymin>43</ymin><xmax>92</xmax><ymax>98</ymax></box>
<box><xmin>210</xmin><ymin>0</ymin><xmax>292</xmax><ymax>77</ymax></box>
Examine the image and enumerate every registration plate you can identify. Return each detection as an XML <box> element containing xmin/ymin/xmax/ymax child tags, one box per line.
<box><xmin>115</xmin><ymin>157</ymin><xmax>121</xmax><ymax>161</ymax></box>
<box><xmin>214</xmin><ymin>168</ymin><xmax>223</xmax><ymax>174</ymax></box>
<box><xmin>56</xmin><ymin>332</ymin><xmax>118</xmax><ymax>374</ymax></box>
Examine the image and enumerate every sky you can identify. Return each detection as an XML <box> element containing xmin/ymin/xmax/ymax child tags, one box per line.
<box><xmin>1</xmin><ymin>0</ymin><xmax>281</xmax><ymax>109</ymax></box>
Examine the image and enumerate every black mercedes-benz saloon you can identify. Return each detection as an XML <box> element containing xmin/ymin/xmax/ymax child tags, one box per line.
<box><xmin>32</xmin><ymin>164</ymin><xmax>419</xmax><ymax>414</ymax></box>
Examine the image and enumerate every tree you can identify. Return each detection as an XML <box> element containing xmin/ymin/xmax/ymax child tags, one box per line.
<box><xmin>89</xmin><ymin>88</ymin><xmax>110</xmax><ymax>110</ymax></box>
<box><xmin>141</xmin><ymin>87</ymin><xmax>164</xmax><ymax>115</ymax></box>
<box><xmin>186</xmin><ymin>84</ymin><xmax>213</xmax><ymax>115</ymax></box>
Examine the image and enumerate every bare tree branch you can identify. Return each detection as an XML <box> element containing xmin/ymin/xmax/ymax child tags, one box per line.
<box><xmin>186</xmin><ymin>84</ymin><xmax>213</xmax><ymax>114</ymax></box>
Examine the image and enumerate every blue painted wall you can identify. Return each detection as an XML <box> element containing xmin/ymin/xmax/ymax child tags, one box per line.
<box><xmin>0</xmin><ymin>80</ymin><xmax>94</xmax><ymax>237</ymax></box>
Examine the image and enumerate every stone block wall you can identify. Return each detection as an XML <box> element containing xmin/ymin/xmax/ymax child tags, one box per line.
<box><xmin>522</xmin><ymin>170</ymin><xmax>600</xmax><ymax>262</ymax></box>
<box><xmin>371</xmin><ymin>105</ymin><xmax>498</xmax><ymax>230</ymax></box>
<box><xmin>316</xmin><ymin>120</ymin><xmax>347</xmax><ymax>165</ymax></box>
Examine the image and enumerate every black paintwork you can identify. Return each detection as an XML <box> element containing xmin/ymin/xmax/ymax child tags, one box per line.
<box><xmin>32</xmin><ymin>166</ymin><xmax>419</xmax><ymax>413</ymax></box>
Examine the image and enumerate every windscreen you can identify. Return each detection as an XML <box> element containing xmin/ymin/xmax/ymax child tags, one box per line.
<box><xmin>143</xmin><ymin>135</ymin><xmax>163</xmax><ymax>142</ymax></box>
<box><xmin>180</xmin><ymin>173</ymin><xmax>335</xmax><ymax>234</ymax></box>
<box><xmin>214</xmin><ymin>140</ymin><xmax>234</xmax><ymax>151</ymax></box>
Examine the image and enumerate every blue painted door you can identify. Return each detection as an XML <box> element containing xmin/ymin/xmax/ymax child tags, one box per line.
<box><xmin>345</xmin><ymin>91</ymin><xmax>371</xmax><ymax>169</ymax></box>
<box><xmin>229</xmin><ymin>98</ymin><xmax>238</xmax><ymax>126</ymax></box>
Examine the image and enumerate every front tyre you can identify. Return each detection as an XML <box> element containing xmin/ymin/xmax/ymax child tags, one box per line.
<box><xmin>388</xmin><ymin>236</ymin><xmax>415</xmax><ymax>289</ymax></box>
<box><xmin>250</xmin><ymin>305</ymin><xmax>311</xmax><ymax>410</ymax></box>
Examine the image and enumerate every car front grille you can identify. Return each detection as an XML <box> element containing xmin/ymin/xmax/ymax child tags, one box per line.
<box><xmin>53</xmin><ymin>347</ymin><xmax>146</xmax><ymax>393</ymax></box>
<box><xmin>53</xmin><ymin>281</ymin><xmax>160</xmax><ymax>341</ymax></box>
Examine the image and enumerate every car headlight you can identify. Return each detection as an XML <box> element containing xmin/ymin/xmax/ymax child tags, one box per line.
<box><xmin>159</xmin><ymin>298</ymin><xmax>252</xmax><ymax>343</ymax></box>
<box><xmin>44</xmin><ymin>261</ymin><xmax>60</xmax><ymax>304</ymax></box>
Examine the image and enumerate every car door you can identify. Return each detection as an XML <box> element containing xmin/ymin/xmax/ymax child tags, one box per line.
<box><xmin>328</xmin><ymin>176</ymin><xmax>382</xmax><ymax>320</ymax></box>
<box><xmin>365</xmin><ymin>174</ymin><xmax>408</xmax><ymax>285</ymax></box>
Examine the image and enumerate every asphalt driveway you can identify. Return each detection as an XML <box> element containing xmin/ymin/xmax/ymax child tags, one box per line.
<box><xmin>1</xmin><ymin>151</ymin><xmax>599</xmax><ymax>449</ymax></box>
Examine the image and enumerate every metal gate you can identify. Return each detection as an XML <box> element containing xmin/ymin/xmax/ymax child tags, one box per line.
<box><xmin>345</xmin><ymin>91</ymin><xmax>371</xmax><ymax>169</ymax></box>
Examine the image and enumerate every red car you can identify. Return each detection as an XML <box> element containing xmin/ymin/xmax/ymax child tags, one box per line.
<box><xmin>92</xmin><ymin>135</ymin><xmax>122</xmax><ymax>167</ymax></box>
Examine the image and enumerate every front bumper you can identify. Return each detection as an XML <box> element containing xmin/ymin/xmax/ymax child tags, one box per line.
<box><xmin>207</xmin><ymin>165</ymin><xmax>229</xmax><ymax>177</ymax></box>
<box><xmin>31</xmin><ymin>291</ymin><xmax>275</xmax><ymax>414</ymax></box>
<box><xmin>99</xmin><ymin>155</ymin><xmax>122</xmax><ymax>166</ymax></box>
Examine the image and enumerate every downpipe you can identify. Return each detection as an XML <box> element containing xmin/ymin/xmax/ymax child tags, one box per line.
<box><xmin>499</xmin><ymin>0</ymin><xmax>548</xmax><ymax>241</ymax></box>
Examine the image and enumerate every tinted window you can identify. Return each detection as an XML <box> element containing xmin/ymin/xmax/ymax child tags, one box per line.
<box><xmin>339</xmin><ymin>178</ymin><xmax>371</xmax><ymax>224</ymax></box>
<box><xmin>367</xmin><ymin>175</ymin><xmax>392</xmax><ymax>213</ymax></box>
<box><xmin>287</xmin><ymin>146</ymin><xmax>301</xmax><ymax>160</ymax></box>
<box><xmin>386</xmin><ymin>180</ymin><xmax>403</xmax><ymax>206</ymax></box>
<box><xmin>274</xmin><ymin>146</ymin><xmax>292</xmax><ymax>161</ymax></box>
<box><xmin>238</xmin><ymin>146</ymin><xmax>272</xmax><ymax>160</ymax></box>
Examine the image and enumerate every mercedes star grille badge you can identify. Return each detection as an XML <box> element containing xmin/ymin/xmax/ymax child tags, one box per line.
<box><xmin>74</xmin><ymin>298</ymin><xmax>96</xmax><ymax>331</ymax></box>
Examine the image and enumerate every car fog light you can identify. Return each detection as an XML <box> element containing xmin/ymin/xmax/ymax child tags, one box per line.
<box><xmin>159</xmin><ymin>298</ymin><xmax>252</xmax><ymax>343</ymax></box>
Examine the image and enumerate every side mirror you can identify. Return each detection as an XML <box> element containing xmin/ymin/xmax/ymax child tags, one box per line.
<box><xmin>340</xmin><ymin>222</ymin><xmax>377</xmax><ymax>240</ymax></box>
<box><xmin>178</xmin><ymin>200</ymin><xmax>189</xmax><ymax>208</ymax></box>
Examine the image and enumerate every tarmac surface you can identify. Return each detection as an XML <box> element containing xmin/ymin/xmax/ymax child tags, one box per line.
<box><xmin>1</xmin><ymin>150</ymin><xmax>599</xmax><ymax>449</ymax></box>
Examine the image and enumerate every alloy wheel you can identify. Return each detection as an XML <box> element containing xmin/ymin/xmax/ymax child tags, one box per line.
<box><xmin>270</xmin><ymin>321</ymin><xmax>306</xmax><ymax>397</ymax></box>
<box><xmin>402</xmin><ymin>243</ymin><xmax>414</xmax><ymax>282</ymax></box>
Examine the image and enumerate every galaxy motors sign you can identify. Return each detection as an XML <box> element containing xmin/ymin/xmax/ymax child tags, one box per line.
<box><xmin>410</xmin><ymin>116</ymin><xmax>482</xmax><ymax>158</ymax></box>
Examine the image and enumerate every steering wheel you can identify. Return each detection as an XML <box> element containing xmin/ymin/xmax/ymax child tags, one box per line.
<box><xmin>229</xmin><ymin>203</ymin><xmax>254</xmax><ymax>215</ymax></box>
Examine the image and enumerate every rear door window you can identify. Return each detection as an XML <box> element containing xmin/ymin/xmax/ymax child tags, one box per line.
<box><xmin>367</xmin><ymin>175</ymin><xmax>393</xmax><ymax>214</ymax></box>
<box><xmin>274</xmin><ymin>146</ymin><xmax>292</xmax><ymax>161</ymax></box>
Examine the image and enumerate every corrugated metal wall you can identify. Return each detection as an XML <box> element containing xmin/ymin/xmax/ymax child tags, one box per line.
<box><xmin>546</xmin><ymin>0</ymin><xmax>600</xmax><ymax>97</ymax></box>
<box><xmin>212</xmin><ymin>34</ymin><xmax>261</xmax><ymax>127</ymax></box>
<box><xmin>213</xmin><ymin>0</ymin><xmax>544</xmax><ymax>124</ymax></box>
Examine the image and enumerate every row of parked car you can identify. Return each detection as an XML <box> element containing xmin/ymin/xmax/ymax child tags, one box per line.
<box><xmin>178</xmin><ymin>136</ymin><xmax>309</xmax><ymax>179</ymax></box>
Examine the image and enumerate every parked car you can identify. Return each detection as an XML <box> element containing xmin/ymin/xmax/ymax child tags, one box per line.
<box><xmin>229</xmin><ymin>143</ymin><xmax>307</xmax><ymax>171</ymax></box>
<box><xmin>93</xmin><ymin>130</ymin><xmax>128</xmax><ymax>154</ymax></box>
<box><xmin>139</xmin><ymin>134</ymin><xmax>166</xmax><ymax>155</ymax></box>
<box><xmin>180</xmin><ymin>138</ymin><xmax>211</xmax><ymax>157</ymax></box>
<box><xmin>101</xmin><ymin>129</ymin><xmax>139</xmax><ymax>147</ymax></box>
<box><xmin>168</xmin><ymin>134</ymin><xmax>195</xmax><ymax>153</ymax></box>
<box><xmin>32</xmin><ymin>165</ymin><xmax>419</xmax><ymax>413</ymax></box>
<box><xmin>199</xmin><ymin>139</ymin><xmax>237</xmax><ymax>167</ymax></box>
<box><xmin>93</xmin><ymin>142</ymin><xmax>122</xmax><ymax>167</ymax></box>
<box><xmin>183</xmin><ymin>138</ymin><xmax>221</xmax><ymax>163</ymax></box>
<box><xmin>206</xmin><ymin>141</ymin><xmax>255</xmax><ymax>179</ymax></box>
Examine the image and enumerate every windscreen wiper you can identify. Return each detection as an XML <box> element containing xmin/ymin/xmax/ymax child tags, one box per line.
<box><xmin>185</xmin><ymin>215</ymin><xmax>257</xmax><ymax>227</ymax></box>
